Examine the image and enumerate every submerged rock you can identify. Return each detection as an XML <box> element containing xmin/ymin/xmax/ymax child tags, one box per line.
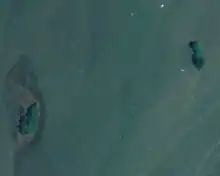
<box><xmin>188</xmin><ymin>41</ymin><xmax>205</xmax><ymax>71</ymax></box>
<box><xmin>2</xmin><ymin>54</ymin><xmax>46</xmax><ymax>151</ymax></box>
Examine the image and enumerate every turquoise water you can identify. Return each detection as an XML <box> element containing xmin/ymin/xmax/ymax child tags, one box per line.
<box><xmin>192</xmin><ymin>43</ymin><xmax>204</xmax><ymax>60</ymax></box>
<box><xmin>19</xmin><ymin>103</ymin><xmax>38</xmax><ymax>134</ymax></box>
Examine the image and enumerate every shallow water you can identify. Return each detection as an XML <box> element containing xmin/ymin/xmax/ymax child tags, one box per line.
<box><xmin>1</xmin><ymin>0</ymin><xmax>220</xmax><ymax>176</ymax></box>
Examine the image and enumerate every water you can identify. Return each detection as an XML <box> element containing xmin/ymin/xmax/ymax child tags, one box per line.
<box><xmin>1</xmin><ymin>0</ymin><xmax>220</xmax><ymax>176</ymax></box>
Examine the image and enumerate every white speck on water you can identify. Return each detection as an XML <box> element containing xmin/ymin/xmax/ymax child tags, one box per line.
<box><xmin>119</xmin><ymin>135</ymin><xmax>123</xmax><ymax>139</ymax></box>
<box><xmin>130</xmin><ymin>12</ymin><xmax>135</xmax><ymax>16</ymax></box>
<box><xmin>181</xmin><ymin>69</ymin><xmax>184</xmax><ymax>72</ymax></box>
<box><xmin>160</xmin><ymin>4</ymin><xmax>164</xmax><ymax>8</ymax></box>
